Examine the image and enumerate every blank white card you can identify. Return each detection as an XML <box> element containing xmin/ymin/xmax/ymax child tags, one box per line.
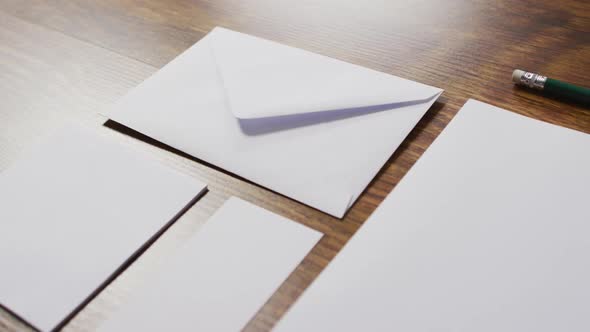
<box><xmin>98</xmin><ymin>197</ymin><xmax>322</xmax><ymax>332</ymax></box>
<box><xmin>275</xmin><ymin>99</ymin><xmax>590</xmax><ymax>332</ymax></box>
<box><xmin>0</xmin><ymin>128</ymin><xmax>207</xmax><ymax>331</ymax></box>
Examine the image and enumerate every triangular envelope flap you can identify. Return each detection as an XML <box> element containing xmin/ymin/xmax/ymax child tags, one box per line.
<box><xmin>209</xmin><ymin>27</ymin><xmax>441</xmax><ymax>120</ymax></box>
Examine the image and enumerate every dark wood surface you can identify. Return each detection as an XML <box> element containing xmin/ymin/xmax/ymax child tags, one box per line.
<box><xmin>0</xmin><ymin>1</ymin><xmax>588</xmax><ymax>331</ymax></box>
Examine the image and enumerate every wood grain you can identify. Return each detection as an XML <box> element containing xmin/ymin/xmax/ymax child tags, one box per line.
<box><xmin>0</xmin><ymin>0</ymin><xmax>588</xmax><ymax>331</ymax></box>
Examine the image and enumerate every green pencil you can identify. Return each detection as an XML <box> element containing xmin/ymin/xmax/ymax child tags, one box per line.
<box><xmin>512</xmin><ymin>69</ymin><xmax>590</xmax><ymax>106</ymax></box>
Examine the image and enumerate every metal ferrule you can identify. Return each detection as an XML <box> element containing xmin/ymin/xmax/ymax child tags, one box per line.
<box><xmin>519</xmin><ymin>71</ymin><xmax>547</xmax><ymax>90</ymax></box>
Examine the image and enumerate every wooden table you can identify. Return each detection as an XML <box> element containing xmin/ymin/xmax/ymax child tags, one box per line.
<box><xmin>0</xmin><ymin>1</ymin><xmax>588</xmax><ymax>331</ymax></box>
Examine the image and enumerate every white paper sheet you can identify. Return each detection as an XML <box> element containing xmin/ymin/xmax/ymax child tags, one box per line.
<box><xmin>97</xmin><ymin>197</ymin><xmax>322</xmax><ymax>332</ymax></box>
<box><xmin>274</xmin><ymin>99</ymin><xmax>590</xmax><ymax>332</ymax></box>
<box><xmin>107</xmin><ymin>27</ymin><xmax>443</xmax><ymax>218</ymax></box>
<box><xmin>0</xmin><ymin>128</ymin><xmax>207</xmax><ymax>331</ymax></box>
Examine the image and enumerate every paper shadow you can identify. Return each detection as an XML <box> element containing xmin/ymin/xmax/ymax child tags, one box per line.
<box><xmin>237</xmin><ymin>94</ymin><xmax>440</xmax><ymax>136</ymax></box>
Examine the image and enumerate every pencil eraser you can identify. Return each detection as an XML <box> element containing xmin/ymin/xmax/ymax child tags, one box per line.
<box><xmin>512</xmin><ymin>69</ymin><xmax>524</xmax><ymax>84</ymax></box>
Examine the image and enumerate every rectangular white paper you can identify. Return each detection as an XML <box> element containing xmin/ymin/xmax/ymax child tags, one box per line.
<box><xmin>275</xmin><ymin>99</ymin><xmax>590</xmax><ymax>332</ymax></box>
<box><xmin>98</xmin><ymin>197</ymin><xmax>322</xmax><ymax>332</ymax></box>
<box><xmin>107</xmin><ymin>27</ymin><xmax>443</xmax><ymax>218</ymax></box>
<box><xmin>0</xmin><ymin>128</ymin><xmax>207</xmax><ymax>331</ymax></box>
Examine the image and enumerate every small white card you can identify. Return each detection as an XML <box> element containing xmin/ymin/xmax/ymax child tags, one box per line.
<box><xmin>275</xmin><ymin>100</ymin><xmax>590</xmax><ymax>332</ymax></box>
<box><xmin>0</xmin><ymin>128</ymin><xmax>207</xmax><ymax>331</ymax></box>
<box><xmin>98</xmin><ymin>197</ymin><xmax>322</xmax><ymax>332</ymax></box>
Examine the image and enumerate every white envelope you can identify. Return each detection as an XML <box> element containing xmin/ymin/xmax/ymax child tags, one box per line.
<box><xmin>108</xmin><ymin>27</ymin><xmax>443</xmax><ymax>218</ymax></box>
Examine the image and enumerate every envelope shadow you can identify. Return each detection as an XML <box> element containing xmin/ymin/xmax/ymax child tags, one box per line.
<box><xmin>237</xmin><ymin>94</ymin><xmax>440</xmax><ymax>136</ymax></box>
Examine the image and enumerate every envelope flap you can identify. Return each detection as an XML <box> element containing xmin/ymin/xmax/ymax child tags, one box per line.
<box><xmin>209</xmin><ymin>27</ymin><xmax>442</xmax><ymax>120</ymax></box>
